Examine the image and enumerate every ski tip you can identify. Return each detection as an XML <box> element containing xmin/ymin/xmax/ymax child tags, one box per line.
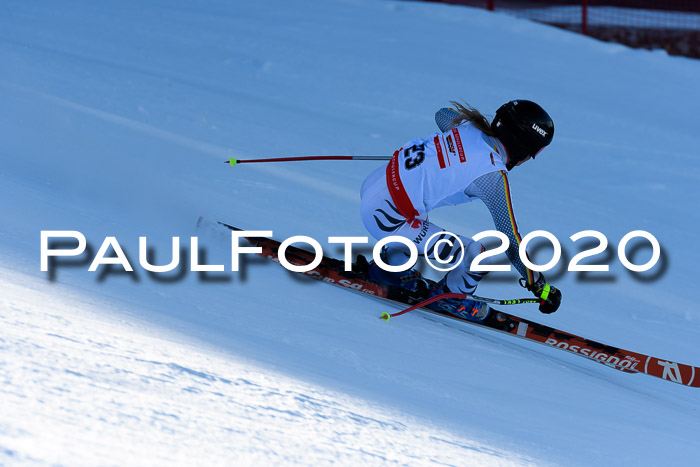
<box><xmin>380</xmin><ymin>312</ymin><xmax>391</xmax><ymax>322</ymax></box>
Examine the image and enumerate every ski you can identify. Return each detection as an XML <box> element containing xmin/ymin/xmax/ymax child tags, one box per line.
<box><xmin>199</xmin><ymin>218</ymin><xmax>700</xmax><ymax>388</ymax></box>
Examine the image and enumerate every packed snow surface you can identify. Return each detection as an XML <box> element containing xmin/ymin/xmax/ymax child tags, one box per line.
<box><xmin>1</xmin><ymin>0</ymin><xmax>700</xmax><ymax>465</ymax></box>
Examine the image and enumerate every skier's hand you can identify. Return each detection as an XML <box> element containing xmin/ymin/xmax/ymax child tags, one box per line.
<box><xmin>523</xmin><ymin>276</ymin><xmax>561</xmax><ymax>314</ymax></box>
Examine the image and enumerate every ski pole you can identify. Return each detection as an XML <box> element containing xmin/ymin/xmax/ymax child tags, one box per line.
<box><xmin>464</xmin><ymin>295</ymin><xmax>541</xmax><ymax>306</ymax></box>
<box><xmin>380</xmin><ymin>293</ymin><xmax>540</xmax><ymax>321</ymax></box>
<box><xmin>225</xmin><ymin>155</ymin><xmax>391</xmax><ymax>165</ymax></box>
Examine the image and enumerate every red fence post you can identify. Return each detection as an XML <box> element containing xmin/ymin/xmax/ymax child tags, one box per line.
<box><xmin>581</xmin><ymin>0</ymin><xmax>588</xmax><ymax>35</ymax></box>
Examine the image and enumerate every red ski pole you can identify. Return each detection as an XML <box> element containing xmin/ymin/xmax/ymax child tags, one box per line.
<box><xmin>380</xmin><ymin>293</ymin><xmax>540</xmax><ymax>321</ymax></box>
<box><xmin>225</xmin><ymin>155</ymin><xmax>391</xmax><ymax>165</ymax></box>
<box><xmin>380</xmin><ymin>293</ymin><xmax>468</xmax><ymax>321</ymax></box>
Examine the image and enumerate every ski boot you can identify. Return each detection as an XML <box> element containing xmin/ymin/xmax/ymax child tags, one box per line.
<box><xmin>426</xmin><ymin>278</ymin><xmax>490</xmax><ymax>323</ymax></box>
<box><xmin>367</xmin><ymin>260</ymin><xmax>429</xmax><ymax>297</ymax></box>
<box><xmin>360</xmin><ymin>246</ymin><xmax>429</xmax><ymax>298</ymax></box>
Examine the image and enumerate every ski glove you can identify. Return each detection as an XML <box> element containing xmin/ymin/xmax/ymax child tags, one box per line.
<box><xmin>522</xmin><ymin>275</ymin><xmax>562</xmax><ymax>314</ymax></box>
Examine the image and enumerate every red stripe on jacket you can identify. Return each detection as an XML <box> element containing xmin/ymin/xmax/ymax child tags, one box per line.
<box><xmin>386</xmin><ymin>150</ymin><xmax>421</xmax><ymax>228</ymax></box>
<box><xmin>452</xmin><ymin>128</ymin><xmax>466</xmax><ymax>163</ymax></box>
<box><xmin>434</xmin><ymin>136</ymin><xmax>446</xmax><ymax>169</ymax></box>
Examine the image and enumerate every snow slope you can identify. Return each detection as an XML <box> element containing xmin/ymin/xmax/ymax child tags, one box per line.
<box><xmin>1</xmin><ymin>0</ymin><xmax>700</xmax><ymax>464</ymax></box>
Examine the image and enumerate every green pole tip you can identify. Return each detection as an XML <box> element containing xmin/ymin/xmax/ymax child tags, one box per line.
<box><xmin>380</xmin><ymin>312</ymin><xmax>390</xmax><ymax>322</ymax></box>
<box><xmin>229</xmin><ymin>157</ymin><xmax>238</xmax><ymax>166</ymax></box>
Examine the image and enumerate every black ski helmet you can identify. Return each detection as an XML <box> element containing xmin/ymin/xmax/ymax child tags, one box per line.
<box><xmin>491</xmin><ymin>100</ymin><xmax>554</xmax><ymax>170</ymax></box>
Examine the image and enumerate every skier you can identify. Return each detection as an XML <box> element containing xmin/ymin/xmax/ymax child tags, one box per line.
<box><xmin>360</xmin><ymin>100</ymin><xmax>562</xmax><ymax>321</ymax></box>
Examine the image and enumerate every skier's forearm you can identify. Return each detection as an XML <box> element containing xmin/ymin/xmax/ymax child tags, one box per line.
<box><xmin>468</xmin><ymin>172</ymin><xmax>539</xmax><ymax>285</ymax></box>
